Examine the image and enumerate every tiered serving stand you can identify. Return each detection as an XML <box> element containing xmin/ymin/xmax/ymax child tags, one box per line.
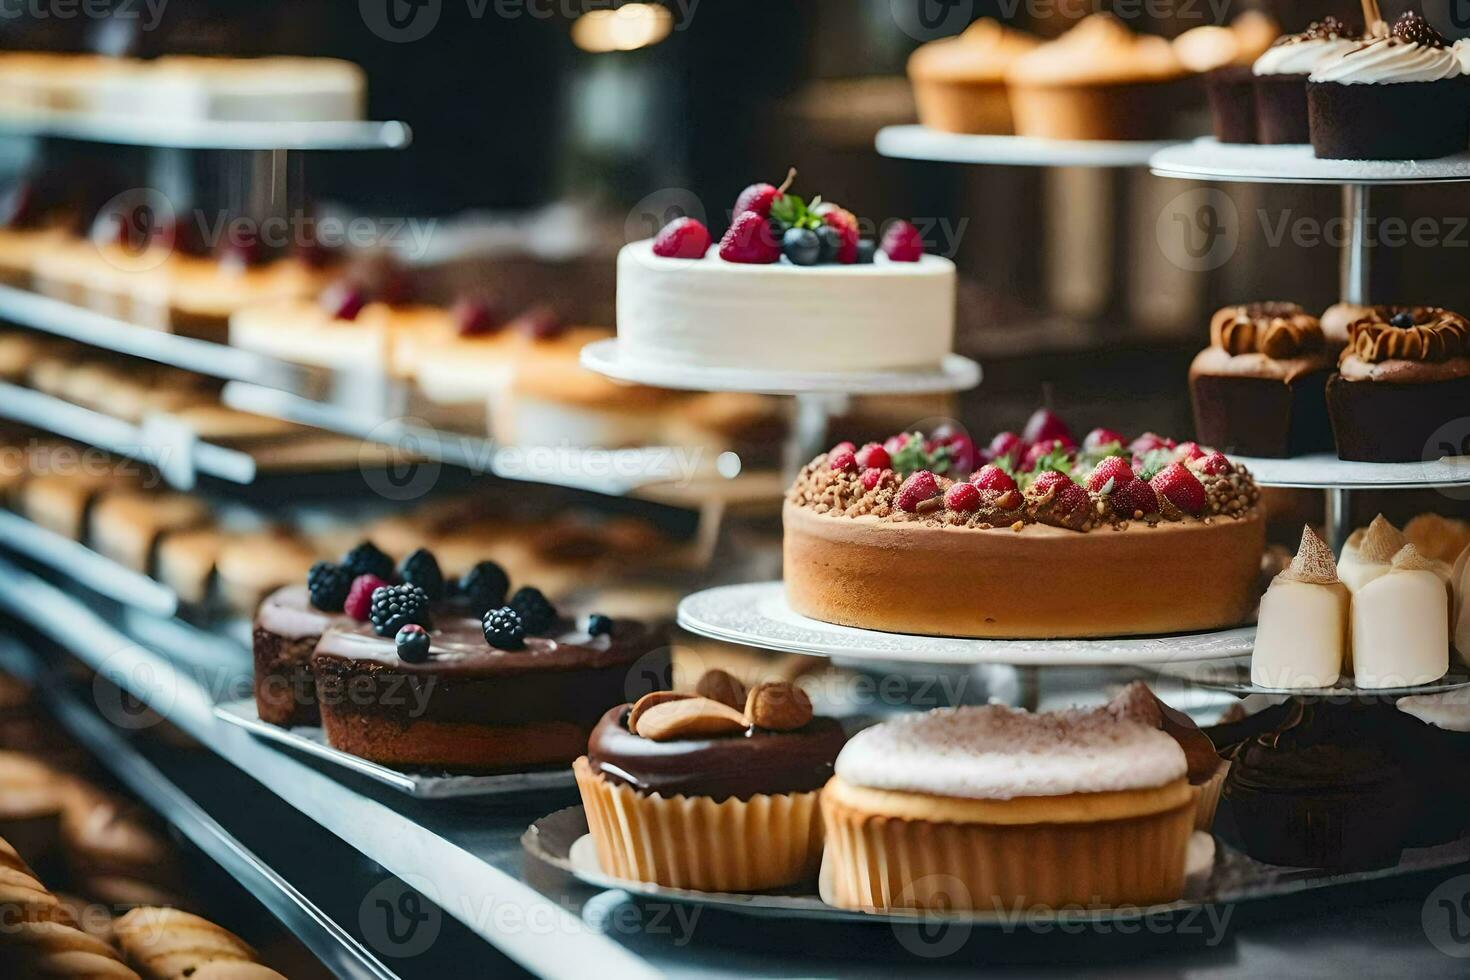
<box><xmin>568</xmin><ymin>130</ymin><xmax>1470</xmax><ymax>930</ymax></box>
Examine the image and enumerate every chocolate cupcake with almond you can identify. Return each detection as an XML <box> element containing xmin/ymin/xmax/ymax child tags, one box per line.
<box><xmin>1326</xmin><ymin>305</ymin><xmax>1470</xmax><ymax>461</ymax></box>
<box><xmin>576</xmin><ymin>674</ymin><xmax>846</xmax><ymax>892</ymax></box>
<box><xmin>1190</xmin><ymin>302</ymin><xmax>1336</xmax><ymax>458</ymax></box>
<box><xmin>312</xmin><ymin>585</ymin><xmax>666</xmax><ymax>773</ymax></box>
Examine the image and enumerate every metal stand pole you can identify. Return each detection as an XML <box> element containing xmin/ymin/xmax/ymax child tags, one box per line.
<box><xmin>786</xmin><ymin>393</ymin><xmax>849</xmax><ymax>478</ymax></box>
<box><xmin>1340</xmin><ymin>183</ymin><xmax>1371</xmax><ymax>305</ymax></box>
<box><xmin>1324</xmin><ymin>486</ymin><xmax>1352</xmax><ymax>556</ymax></box>
<box><xmin>1326</xmin><ymin>184</ymin><xmax>1369</xmax><ymax>555</ymax></box>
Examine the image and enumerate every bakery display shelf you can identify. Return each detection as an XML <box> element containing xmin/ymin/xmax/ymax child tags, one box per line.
<box><xmin>0</xmin><ymin>111</ymin><xmax>412</xmax><ymax>151</ymax></box>
<box><xmin>0</xmin><ymin>283</ymin><xmax>311</xmax><ymax>389</ymax></box>
<box><xmin>581</xmin><ymin>338</ymin><xmax>983</xmax><ymax>396</ymax></box>
<box><xmin>1236</xmin><ymin>453</ymin><xmax>1470</xmax><ymax>490</ymax></box>
<box><xmin>1149</xmin><ymin>138</ymin><xmax>1470</xmax><ymax>185</ymax></box>
<box><xmin>0</xmin><ymin>509</ymin><xmax>177</xmax><ymax>616</ymax></box>
<box><xmin>526</xmin><ymin>804</ymin><xmax>1470</xmax><ymax>928</ymax></box>
<box><xmin>0</xmin><ymin>636</ymin><xmax>402</xmax><ymax>980</ymax></box>
<box><xmin>221</xmin><ymin>380</ymin><xmax>747</xmax><ymax>500</ymax></box>
<box><xmin>0</xmin><ymin>557</ymin><xmax>665</xmax><ymax>980</ymax></box>
<box><xmin>214</xmin><ymin>697</ymin><xmax>576</xmax><ymax>799</ymax></box>
<box><xmin>677</xmin><ymin>582</ymin><xmax>1255</xmax><ymax>667</ymax></box>
<box><xmin>0</xmin><ymin>381</ymin><xmax>257</xmax><ymax>488</ymax></box>
<box><xmin>875</xmin><ymin>125</ymin><xmax>1178</xmax><ymax>169</ymax></box>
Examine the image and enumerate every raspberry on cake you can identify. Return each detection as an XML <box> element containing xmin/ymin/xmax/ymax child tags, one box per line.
<box><xmin>783</xmin><ymin>413</ymin><xmax>1265</xmax><ymax>638</ymax></box>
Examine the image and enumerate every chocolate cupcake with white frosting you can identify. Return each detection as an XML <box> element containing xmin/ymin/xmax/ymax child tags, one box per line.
<box><xmin>1251</xmin><ymin>17</ymin><xmax>1361</xmax><ymax>144</ymax></box>
<box><xmin>1307</xmin><ymin>12</ymin><xmax>1467</xmax><ymax>160</ymax></box>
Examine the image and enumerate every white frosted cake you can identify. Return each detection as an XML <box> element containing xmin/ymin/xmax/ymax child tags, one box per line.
<box><xmin>616</xmin><ymin>241</ymin><xmax>955</xmax><ymax>372</ymax></box>
<box><xmin>615</xmin><ymin>175</ymin><xmax>957</xmax><ymax>374</ymax></box>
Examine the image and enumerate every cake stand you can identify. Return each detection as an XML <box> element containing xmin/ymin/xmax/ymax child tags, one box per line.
<box><xmin>1149</xmin><ymin>140</ymin><xmax>1470</xmax><ymax>552</ymax></box>
<box><xmin>875</xmin><ymin>125</ymin><xmax>1179</xmax><ymax>169</ymax></box>
<box><xmin>1151</xmin><ymin>660</ymin><xmax>1470</xmax><ymax>699</ymax></box>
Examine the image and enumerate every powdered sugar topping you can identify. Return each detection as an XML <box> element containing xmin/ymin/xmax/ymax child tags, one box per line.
<box><xmin>834</xmin><ymin>704</ymin><xmax>1187</xmax><ymax>800</ymax></box>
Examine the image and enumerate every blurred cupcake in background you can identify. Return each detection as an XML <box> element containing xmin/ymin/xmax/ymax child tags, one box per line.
<box><xmin>907</xmin><ymin>19</ymin><xmax>1040</xmax><ymax>134</ymax></box>
<box><xmin>1174</xmin><ymin>10</ymin><xmax>1280</xmax><ymax>143</ymax></box>
<box><xmin>1005</xmin><ymin>14</ymin><xmax>1191</xmax><ymax>140</ymax></box>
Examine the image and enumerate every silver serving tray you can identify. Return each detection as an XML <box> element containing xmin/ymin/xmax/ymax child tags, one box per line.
<box><xmin>214</xmin><ymin>698</ymin><xmax>575</xmax><ymax>798</ymax></box>
<box><xmin>525</xmin><ymin>805</ymin><xmax>1470</xmax><ymax>925</ymax></box>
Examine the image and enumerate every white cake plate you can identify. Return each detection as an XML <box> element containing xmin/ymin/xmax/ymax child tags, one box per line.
<box><xmin>677</xmin><ymin>582</ymin><xmax>1254</xmax><ymax>667</ymax></box>
<box><xmin>1235</xmin><ymin>453</ymin><xmax>1470</xmax><ymax>490</ymax></box>
<box><xmin>876</xmin><ymin>125</ymin><xmax>1178</xmax><ymax>169</ymax></box>
<box><xmin>1150</xmin><ymin>662</ymin><xmax>1470</xmax><ymax>699</ymax></box>
<box><xmin>580</xmin><ymin>340</ymin><xmax>981</xmax><ymax>396</ymax></box>
<box><xmin>1149</xmin><ymin>138</ymin><xmax>1470</xmax><ymax>185</ymax></box>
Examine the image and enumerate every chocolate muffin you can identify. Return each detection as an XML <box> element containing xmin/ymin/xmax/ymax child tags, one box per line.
<box><xmin>312</xmin><ymin>612</ymin><xmax>667</xmax><ymax>773</ymax></box>
<box><xmin>1225</xmin><ymin>699</ymin><xmax>1417</xmax><ymax>870</ymax></box>
<box><xmin>1326</xmin><ymin>306</ymin><xmax>1470</xmax><ymax>462</ymax></box>
<box><xmin>1306</xmin><ymin>13</ymin><xmax>1467</xmax><ymax>161</ymax></box>
<box><xmin>1190</xmin><ymin>302</ymin><xmax>1336</xmax><ymax>458</ymax></box>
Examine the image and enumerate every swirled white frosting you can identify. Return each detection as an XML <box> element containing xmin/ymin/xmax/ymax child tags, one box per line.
<box><xmin>1310</xmin><ymin>37</ymin><xmax>1462</xmax><ymax>84</ymax></box>
<box><xmin>833</xmin><ymin>704</ymin><xmax>1186</xmax><ymax>800</ymax></box>
<box><xmin>1253</xmin><ymin>37</ymin><xmax>1359</xmax><ymax>76</ymax></box>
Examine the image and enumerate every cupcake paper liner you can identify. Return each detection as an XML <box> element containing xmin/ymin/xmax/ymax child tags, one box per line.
<box><xmin>573</xmin><ymin>757</ymin><xmax>823</xmax><ymax>892</ymax></box>
<box><xmin>819</xmin><ymin>789</ymin><xmax>1193</xmax><ymax>912</ymax></box>
<box><xmin>1194</xmin><ymin>760</ymin><xmax>1230</xmax><ymax>832</ymax></box>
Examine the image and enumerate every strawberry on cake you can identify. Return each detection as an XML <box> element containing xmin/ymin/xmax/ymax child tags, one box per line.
<box><xmin>616</xmin><ymin>172</ymin><xmax>956</xmax><ymax>373</ymax></box>
<box><xmin>784</xmin><ymin>409</ymin><xmax>1265</xmax><ymax>639</ymax></box>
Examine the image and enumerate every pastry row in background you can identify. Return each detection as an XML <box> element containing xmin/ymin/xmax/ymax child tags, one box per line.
<box><xmin>0</xmin><ymin>51</ymin><xmax>365</xmax><ymax>123</ymax></box>
<box><xmin>0</xmin><ymin>671</ymin><xmax>300</xmax><ymax>978</ymax></box>
<box><xmin>0</xmin><ymin>331</ymin><xmax>401</xmax><ymax>474</ymax></box>
<box><xmin>0</xmin><ymin>424</ymin><xmax>699</xmax><ymax>617</ymax></box>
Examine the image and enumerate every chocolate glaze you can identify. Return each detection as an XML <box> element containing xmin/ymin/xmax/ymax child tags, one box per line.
<box><xmin>310</xmin><ymin>617</ymin><xmax>668</xmax><ymax>728</ymax></box>
<box><xmin>586</xmin><ymin>705</ymin><xmax>848</xmax><ymax>803</ymax></box>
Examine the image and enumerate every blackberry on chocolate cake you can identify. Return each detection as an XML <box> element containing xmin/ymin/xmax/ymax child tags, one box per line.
<box><xmin>340</xmin><ymin>540</ymin><xmax>394</xmax><ymax>581</ymax></box>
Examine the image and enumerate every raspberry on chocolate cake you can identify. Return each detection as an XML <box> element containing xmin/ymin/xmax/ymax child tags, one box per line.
<box><xmin>311</xmin><ymin>596</ymin><xmax>667</xmax><ymax>773</ymax></box>
<box><xmin>1189</xmin><ymin>302</ymin><xmax>1336</xmax><ymax>458</ymax></box>
<box><xmin>784</xmin><ymin>413</ymin><xmax>1264</xmax><ymax>638</ymax></box>
<box><xmin>1326</xmin><ymin>305</ymin><xmax>1470</xmax><ymax>462</ymax></box>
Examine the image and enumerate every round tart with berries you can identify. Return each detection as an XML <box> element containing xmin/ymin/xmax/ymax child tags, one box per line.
<box><xmin>783</xmin><ymin>411</ymin><xmax>1265</xmax><ymax>639</ymax></box>
<box><xmin>616</xmin><ymin>172</ymin><xmax>955</xmax><ymax>373</ymax></box>
<box><xmin>309</xmin><ymin>582</ymin><xmax>667</xmax><ymax>773</ymax></box>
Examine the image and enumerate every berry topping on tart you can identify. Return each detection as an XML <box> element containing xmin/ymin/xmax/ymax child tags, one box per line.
<box><xmin>344</xmin><ymin>574</ymin><xmax>388</xmax><ymax>622</ymax></box>
<box><xmin>855</xmin><ymin>442</ymin><xmax>890</xmax><ymax>470</ymax></box>
<box><xmin>970</xmin><ymin>463</ymin><xmax>1017</xmax><ymax>493</ymax></box>
<box><xmin>896</xmin><ymin>470</ymin><xmax>940</xmax><ymax>512</ymax></box>
<box><xmin>395</xmin><ymin>624</ymin><xmax>431</xmax><ymax>663</ymax></box>
<box><xmin>1151</xmin><ymin>463</ymin><xmax>1208</xmax><ymax>517</ymax></box>
<box><xmin>943</xmin><ymin>481</ymin><xmax>981</xmax><ymax>512</ymax></box>
<box><xmin>369</xmin><ymin>583</ymin><xmax>434</xmax><ymax>637</ymax></box>
<box><xmin>1084</xmin><ymin>455</ymin><xmax>1135</xmax><ymax>494</ymax></box>
<box><xmin>307</xmin><ymin>561</ymin><xmax>352</xmax><ymax>612</ymax></box>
